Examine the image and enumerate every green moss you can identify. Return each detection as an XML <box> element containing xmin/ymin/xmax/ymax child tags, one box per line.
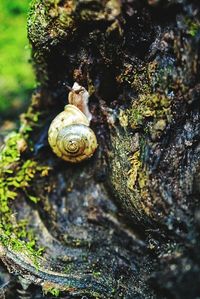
<box><xmin>28</xmin><ymin>0</ymin><xmax>75</xmax><ymax>44</ymax></box>
<box><xmin>185</xmin><ymin>17</ymin><xmax>200</xmax><ymax>37</ymax></box>
<box><xmin>93</xmin><ymin>271</ymin><xmax>101</xmax><ymax>278</ymax></box>
<box><xmin>44</xmin><ymin>287</ymin><xmax>60</xmax><ymax>297</ymax></box>
<box><xmin>20</xmin><ymin>108</ymin><xmax>41</xmax><ymax>136</ymax></box>
<box><xmin>0</xmin><ymin>131</ymin><xmax>49</xmax><ymax>264</ymax></box>
<box><xmin>120</xmin><ymin>93</ymin><xmax>171</xmax><ymax>130</ymax></box>
<box><xmin>0</xmin><ymin>0</ymin><xmax>35</xmax><ymax>115</ymax></box>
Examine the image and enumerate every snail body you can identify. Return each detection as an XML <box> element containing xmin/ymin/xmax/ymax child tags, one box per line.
<box><xmin>48</xmin><ymin>84</ymin><xmax>98</xmax><ymax>163</ymax></box>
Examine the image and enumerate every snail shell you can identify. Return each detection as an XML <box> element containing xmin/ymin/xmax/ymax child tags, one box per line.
<box><xmin>48</xmin><ymin>104</ymin><xmax>98</xmax><ymax>163</ymax></box>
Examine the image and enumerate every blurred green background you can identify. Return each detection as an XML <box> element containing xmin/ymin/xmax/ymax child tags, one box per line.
<box><xmin>0</xmin><ymin>0</ymin><xmax>34</xmax><ymax>121</ymax></box>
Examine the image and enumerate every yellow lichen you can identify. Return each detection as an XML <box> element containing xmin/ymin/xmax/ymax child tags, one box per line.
<box><xmin>119</xmin><ymin>109</ymin><xmax>128</xmax><ymax>127</ymax></box>
<box><xmin>127</xmin><ymin>150</ymin><xmax>141</xmax><ymax>191</ymax></box>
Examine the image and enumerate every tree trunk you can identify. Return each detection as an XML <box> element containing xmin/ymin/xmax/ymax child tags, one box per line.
<box><xmin>0</xmin><ymin>0</ymin><xmax>200</xmax><ymax>298</ymax></box>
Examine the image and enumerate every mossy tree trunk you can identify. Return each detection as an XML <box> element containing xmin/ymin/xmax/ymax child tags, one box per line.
<box><xmin>1</xmin><ymin>0</ymin><xmax>200</xmax><ymax>298</ymax></box>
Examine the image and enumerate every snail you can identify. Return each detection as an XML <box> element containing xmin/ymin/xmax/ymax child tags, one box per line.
<box><xmin>48</xmin><ymin>82</ymin><xmax>98</xmax><ymax>163</ymax></box>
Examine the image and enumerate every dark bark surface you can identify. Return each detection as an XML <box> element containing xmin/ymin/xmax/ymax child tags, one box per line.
<box><xmin>0</xmin><ymin>0</ymin><xmax>200</xmax><ymax>298</ymax></box>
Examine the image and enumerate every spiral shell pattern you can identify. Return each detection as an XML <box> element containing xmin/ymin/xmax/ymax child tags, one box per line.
<box><xmin>48</xmin><ymin>105</ymin><xmax>98</xmax><ymax>163</ymax></box>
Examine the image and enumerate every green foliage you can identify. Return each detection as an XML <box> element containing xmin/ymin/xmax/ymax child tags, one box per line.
<box><xmin>0</xmin><ymin>0</ymin><xmax>34</xmax><ymax>116</ymax></box>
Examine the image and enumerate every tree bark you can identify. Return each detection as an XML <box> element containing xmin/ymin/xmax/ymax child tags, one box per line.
<box><xmin>0</xmin><ymin>0</ymin><xmax>200</xmax><ymax>298</ymax></box>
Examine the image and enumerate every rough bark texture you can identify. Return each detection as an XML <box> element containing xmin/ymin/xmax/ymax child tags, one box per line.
<box><xmin>0</xmin><ymin>0</ymin><xmax>200</xmax><ymax>298</ymax></box>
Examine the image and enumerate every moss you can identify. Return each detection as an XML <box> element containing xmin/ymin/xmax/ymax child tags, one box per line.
<box><xmin>115</xmin><ymin>60</ymin><xmax>174</xmax><ymax>219</ymax></box>
<box><xmin>93</xmin><ymin>271</ymin><xmax>101</xmax><ymax>278</ymax></box>
<box><xmin>28</xmin><ymin>0</ymin><xmax>75</xmax><ymax>45</ymax></box>
<box><xmin>117</xmin><ymin>63</ymin><xmax>151</xmax><ymax>95</ymax></box>
<box><xmin>184</xmin><ymin>17</ymin><xmax>200</xmax><ymax>37</ymax></box>
<box><xmin>120</xmin><ymin>93</ymin><xmax>171</xmax><ymax>130</ymax></box>
<box><xmin>0</xmin><ymin>130</ymin><xmax>49</xmax><ymax>264</ymax></box>
<box><xmin>43</xmin><ymin>287</ymin><xmax>60</xmax><ymax>297</ymax></box>
<box><xmin>42</xmin><ymin>282</ymin><xmax>77</xmax><ymax>297</ymax></box>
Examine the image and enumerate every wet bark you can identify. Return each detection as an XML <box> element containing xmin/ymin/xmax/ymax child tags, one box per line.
<box><xmin>1</xmin><ymin>0</ymin><xmax>200</xmax><ymax>298</ymax></box>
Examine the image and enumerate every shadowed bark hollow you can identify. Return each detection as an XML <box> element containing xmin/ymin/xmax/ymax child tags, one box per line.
<box><xmin>0</xmin><ymin>0</ymin><xmax>200</xmax><ymax>298</ymax></box>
